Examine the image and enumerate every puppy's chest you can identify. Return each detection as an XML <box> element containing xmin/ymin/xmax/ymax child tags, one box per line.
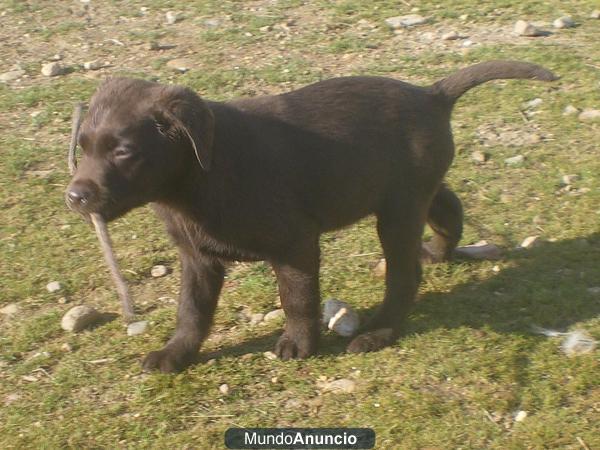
<box><xmin>159</xmin><ymin>210</ymin><xmax>263</xmax><ymax>262</ymax></box>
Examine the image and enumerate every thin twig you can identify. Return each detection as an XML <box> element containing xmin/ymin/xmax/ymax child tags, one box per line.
<box><xmin>68</xmin><ymin>103</ymin><xmax>83</xmax><ymax>176</ymax></box>
<box><xmin>90</xmin><ymin>213</ymin><xmax>136</xmax><ymax>321</ymax></box>
<box><xmin>576</xmin><ymin>437</ymin><xmax>591</xmax><ymax>450</ymax></box>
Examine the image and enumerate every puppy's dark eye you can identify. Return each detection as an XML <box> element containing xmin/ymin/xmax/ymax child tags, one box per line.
<box><xmin>113</xmin><ymin>147</ymin><xmax>132</xmax><ymax>159</ymax></box>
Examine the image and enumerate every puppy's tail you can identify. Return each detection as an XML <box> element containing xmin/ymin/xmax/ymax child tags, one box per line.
<box><xmin>431</xmin><ymin>60</ymin><xmax>558</xmax><ymax>105</ymax></box>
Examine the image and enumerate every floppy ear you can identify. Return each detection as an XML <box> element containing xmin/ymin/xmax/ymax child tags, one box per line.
<box><xmin>157</xmin><ymin>86</ymin><xmax>215</xmax><ymax>171</ymax></box>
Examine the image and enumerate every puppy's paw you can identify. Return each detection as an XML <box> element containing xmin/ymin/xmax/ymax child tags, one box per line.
<box><xmin>274</xmin><ymin>333</ymin><xmax>316</xmax><ymax>360</ymax></box>
<box><xmin>142</xmin><ymin>347</ymin><xmax>196</xmax><ymax>373</ymax></box>
<box><xmin>347</xmin><ymin>328</ymin><xmax>396</xmax><ymax>353</ymax></box>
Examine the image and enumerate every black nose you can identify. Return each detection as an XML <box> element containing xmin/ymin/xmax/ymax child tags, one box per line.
<box><xmin>67</xmin><ymin>188</ymin><xmax>89</xmax><ymax>206</ymax></box>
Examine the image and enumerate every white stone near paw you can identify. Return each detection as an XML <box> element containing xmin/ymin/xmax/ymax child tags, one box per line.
<box><xmin>322</xmin><ymin>299</ymin><xmax>359</xmax><ymax>337</ymax></box>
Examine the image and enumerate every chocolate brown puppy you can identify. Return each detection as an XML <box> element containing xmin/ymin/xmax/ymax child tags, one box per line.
<box><xmin>66</xmin><ymin>61</ymin><xmax>556</xmax><ymax>373</ymax></box>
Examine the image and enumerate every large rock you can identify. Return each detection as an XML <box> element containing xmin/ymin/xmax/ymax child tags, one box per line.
<box><xmin>61</xmin><ymin>305</ymin><xmax>102</xmax><ymax>332</ymax></box>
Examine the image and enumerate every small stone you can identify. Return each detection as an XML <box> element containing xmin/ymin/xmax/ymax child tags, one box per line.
<box><xmin>250</xmin><ymin>313</ymin><xmax>264</xmax><ymax>325</ymax></box>
<box><xmin>578</xmin><ymin>109</ymin><xmax>600</xmax><ymax>122</ymax></box>
<box><xmin>41</xmin><ymin>62</ymin><xmax>65</xmax><ymax>77</ymax></box>
<box><xmin>263</xmin><ymin>351</ymin><xmax>277</xmax><ymax>360</ymax></box>
<box><xmin>322</xmin><ymin>299</ymin><xmax>359</xmax><ymax>337</ymax></box>
<box><xmin>553</xmin><ymin>16</ymin><xmax>575</xmax><ymax>29</ymax></box>
<box><xmin>514</xmin><ymin>20</ymin><xmax>544</xmax><ymax>37</ymax></box>
<box><xmin>561</xmin><ymin>174</ymin><xmax>579</xmax><ymax>185</ymax></box>
<box><xmin>60</xmin><ymin>343</ymin><xmax>73</xmax><ymax>352</ymax></box>
<box><xmin>385</xmin><ymin>14</ymin><xmax>428</xmax><ymax>29</ymax></box>
<box><xmin>50</xmin><ymin>53</ymin><xmax>63</xmax><ymax>61</ymax></box>
<box><xmin>83</xmin><ymin>60</ymin><xmax>103</xmax><ymax>70</ymax></box>
<box><xmin>455</xmin><ymin>240</ymin><xmax>502</xmax><ymax>260</ymax></box>
<box><xmin>203</xmin><ymin>18</ymin><xmax>220</xmax><ymax>28</ymax></box>
<box><xmin>127</xmin><ymin>321</ymin><xmax>148</xmax><ymax>336</ymax></box>
<box><xmin>219</xmin><ymin>383</ymin><xmax>229</xmax><ymax>394</ymax></box>
<box><xmin>459</xmin><ymin>14</ymin><xmax>469</xmax><ymax>21</ymax></box>
<box><xmin>561</xmin><ymin>330</ymin><xmax>597</xmax><ymax>356</ymax></box>
<box><xmin>441</xmin><ymin>31</ymin><xmax>459</xmax><ymax>40</ymax></box>
<box><xmin>591</xmin><ymin>10</ymin><xmax>600</xmax><ymax>19</ymax></box>
<box><xmin>165</xmin><ymin>11</ymin><xmax>182</xmax><ymax>25</ymax></box>
<box><xmin>61</xmin><ymin>305</ymin><xmax>102</xmax><ymax>332</ymax></box>
<box><xmin>317</xmin><ymin>378</ymin><xmax>356</xmax><ymax>394</ymax></box>
<box><xmin>587</xmin><ymin>287</ymin><xmax>600</xmax><ymax>295</ymax></box>
<box><xmin>57</xmin><ymin>297</ymin><xmax>68</xmax><ymax>305</ymax></box>
<box><xmin>519</xmin><ymin>235</ymin><xmax>542</xmax><ymax>249</ymax></box>
<box><xmin>0</xmin><ymin>69</ymin><xmax>25</xmax><ymax>82</ymax></box>
<box><xmin>264</xmin><ymin>309</ymin><xmax>285</xmax><ymax>322</ymax></box>
<box><xmin>563</xmin><ymin>105</ymin><xmax>579</xmax><ymax>116</ymax></box>
<box><xmin>259</xmin><ymin>25</ymin><xmax>272</xmax><ymax>32</ymax></box>
<box><xmin>524</xmin><ymin>98</ymin><xmax>543</xmax><ymax>109</ymax></box>
<box><xmin>514</xmin><ymin>410</ymin><xmax>528</xmax><ymax>422</ymax></box>
<box><xmin>505</xmin><ymin>154</ymin><xmax>525</xmax><ymax>166</ymax></box>
<box><xmin>151</xmin><ymin>265</ymin><xmax>168</xmax><ymax>278</ymax></box>
<box><xmin>4</xmin><ymin>393</ymin><xmax>21</xmax><ymax>406</ymax></box>
<box><xmin>166</xmin><ymin>58</ymin><xmax>192</xmax><ymax>73</ymax></box>
<box><xmin>461</xmin><ymin>39</ymin><xmax>474</xmax><ymax>48</ymax></box>
<box><xmin>492</xmin><ymin>265</ymin><xmax>501</xmax><ymax>273</ymax></box>
<box><xmin>373</xmin><ymin>258</ymin><xmax>386</xmax><ymax>277</ymax></box>
<box><xmin>471</xmin><ymin>150</ymin><xmax>488</xmax><ymax>163</ymax></box>
<box><xmin>0</xmin><ymin>303</ymin><xmax>19</xmax><ymax>316</ymax></box>
<box><xmin>46</xmin><ymin>281</ymin><xmax>62</xmax><ymax>293</ymax></box>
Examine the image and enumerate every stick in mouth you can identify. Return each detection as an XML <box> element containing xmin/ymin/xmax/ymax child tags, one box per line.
<box><xmin>68</xmin><ymin>103</ymin><xmax>136</xmax><ymax>321</ymax></box>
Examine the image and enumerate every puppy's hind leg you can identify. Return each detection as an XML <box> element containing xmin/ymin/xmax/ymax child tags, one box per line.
<box><xmin>348</xmin><ymin>197</ymin><xmax>427</xmax><ymax>353</ymax></box>
<box><xmin>422</xmin><ymin>184</ymin><xmax>463</xmax><ymax>263</ymax></box>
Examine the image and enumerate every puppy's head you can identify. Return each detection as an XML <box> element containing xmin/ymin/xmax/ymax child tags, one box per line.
<box><xmin>66</xmin><ymin>78</ymin><xmax>214</xmax><ymax>221</ymax></box>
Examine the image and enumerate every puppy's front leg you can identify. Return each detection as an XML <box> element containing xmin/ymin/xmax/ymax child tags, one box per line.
<box><xmin>143</xmin><ymin>253</ymin><xmax>224</xmax><ymax>373</ymax></box>
<box><xmin>271</xmin><ymin>240</ymin><xmax>321</xmax><ymax>360</ymax></box>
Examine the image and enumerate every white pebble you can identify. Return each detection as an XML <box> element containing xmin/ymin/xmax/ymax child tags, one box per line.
<box><xmin>505</xmin><ymin>154</ymin><xmax>525</xmax><ymax>166</ymax></box>
<box><xmin>563</xmin><ymin>105</ymin><xmax>579</xmax><ymax>116</ymax></box>
<box><xmin>46</xmin><ymin>281</ymin><xmax>62</xmax><ymax>293</ymax></box>
<box><xmin>553</xmin><ymin>16</ymin><xmax>575</xmax><ymax>29</ymax></box>
<box><xmin>151</xmin><ymin>265</ymin><xmax>168</xmax><ymax>277</ymax></box>
<box><xmin>264</xmin><ymin>309</ymin><xmax>285</xmax><ymax>322</ymax></box>
<box><xmin>514</xmin><ymin>410</ymin><xmax>528</xmax><ymax>422</ymax></box>
<box><xmin>127</xmin><ymin>321</ymin><xmax>148</xmax><ymax>336</ymax></box>
<box><xmin>519</xmin><ymin>235</ymin><xmax>542</xmax><ymax>249</ymax></box>
<box><xmin>322</xmin><ymin>299</ymin><xmax>359</xmax><ymax>337</ymax></box>
<box><xmin>41</xmin><ymin>62</ymin><xmax>64</xmax><ymax>77</ymax></box>
<box><xmin>578</xmin><ymin>109</ymin><xmax>600</xmax><ymax>122</ymax></box>
<box><xmin>165</xmin><ymin>11</ymin><xmax>182</xmax><ymax>25</ymax></box>
<box><xmin>0</xmin><ymin>303</ymin><xmax>19</xmax><ymax>316</ymax></box>
<box><xmin>441</xmin><ymin>31</ymin><xmax>459</xmax><ymax>40</ymax></box>
<box><xmin>514</xmin><ymin>20</ymin><xmax>544</xmax><ymax>37</ymax></box>
<box><xmin>219</xmin><ymin>383</ymin><xmax>229</xmax><ymax>394</ymax></box>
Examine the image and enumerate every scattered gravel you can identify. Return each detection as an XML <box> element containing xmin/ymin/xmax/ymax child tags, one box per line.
<box><xmin>61</xmin><ymin>305</ymin><xmax>102</xmax><ymax>332</ymax></box>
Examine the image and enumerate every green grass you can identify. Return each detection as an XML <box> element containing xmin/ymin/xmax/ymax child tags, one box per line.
<box><xmin>1</xmin><ymin>0</ymin><xmax>599</xmax><ymax>448</ymax></box>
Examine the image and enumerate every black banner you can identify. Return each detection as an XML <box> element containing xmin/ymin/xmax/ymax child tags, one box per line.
<box><xmin>225</xmin><ymin>428</ymin><xmax>375</xmax><ymax>449</ymax></box>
